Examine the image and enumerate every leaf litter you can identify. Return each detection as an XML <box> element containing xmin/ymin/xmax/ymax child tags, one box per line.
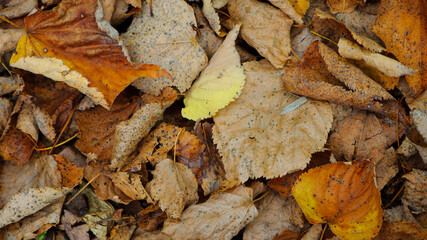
<box><xmin>0</xmin><ymin>0</ymin><xmax>425</xmax><ymax>239</ymax></box>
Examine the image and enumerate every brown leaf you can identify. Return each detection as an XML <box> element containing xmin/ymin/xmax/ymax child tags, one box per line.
<box><xmin>109</xmin><ymin>224</ymin><xmax>137</xmax><ymax>240</ymax></box>
<box><xmin>110</xmin><ymin>172</ymin><xmax>152</xmax><ymax>203</ymax></box>
<box><xmin>272</xmin><ymin>229</ymin><xmax>300</xmax><ymax>240</ymax></box>
<box><xmin>376</xmin><ymin>221</ymin><xmax>427</xmax><ymax>240</ymax></box>
<box><xmin>327</xmin><ymin>0</ymin><xmax>360</xmax><ymax>14</ymax></box>
<box><xmin>53</xmin><ymin>154</ymin><xmax>84</xmax><ymax>188</ymax></box>
<box><xmin>372</xmin><ymin>0</ymin><xmax>426</xmax><ymax>97</ymax></box>
<box><xmin>226</xmin><ymin>0</ymin><xmax>293</xmax><ymax>68</ymax></box>
<box><xmin>375</xmin><ymin>148</ymin><xmax>399</xmax><ymax>190</ymax></box>
<box><xmin>147</xmin><ymin>158</ymin><xmax>198</xmax><ymax>219</ymax></box>
<box><xmin>402</xmin><ymin>169</ymin><xmax>427</xmax><ymax>214</ymax></box>
<box><xmin>136</xmin><ymin>205</ymin><xmax>167</xmax><ymax>232</ymax></box>
<box><xmin>10</xmin><ymin>0</ymin><xmax>170</xmax><ymax>108</ymax></box>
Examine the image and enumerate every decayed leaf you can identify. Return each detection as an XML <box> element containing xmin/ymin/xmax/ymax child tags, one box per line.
<box><xmin>53</xmin><ymin>155</ymin><xmax>84</xmax><ymax>188</ymax></box>
<box><xmin>75</xmin><ymin>92</ymin><xmax>139</xmax><ymax>161</ymax></box>
<box><xmin>121</xmin><ymin>0</ymin><xmax>207</xmax><ymax>95</ymax></box>
<box><xmin>182</xmin><ymin>24</ymin><xmax>245</xmax><ymax>120</ymax></box>
<box><xmin>110</xmin><ymin>103</ymin><xmax>165</xmax><ymax>170</ymax></box>
<box><xmin>147</xmin><ymin>158</ymin><xmax>198</xmax><ymax>219</ymax></box>
<box><xmin>82</xmin><ymin>188</ymin><xmax>115</xmax><ymax>240</ymax></box>
<box><xmin>408</xmin><ymin>90</ymin><xmax>427</xmax><ymax>142</ymax></box>
<box><xmin>162</xmin><ymin>185</ymin><xmax>258</xmax><ymax>240</ymax></box>
<box><xmin>328</xmin><ymin>109</ymin><xmax>405</xmax><ymax>161</ymax></box>
<box><xmin>377</xmin><ymin>221</ymin><xmax>427</xmax><ymax>240</ymax></box>
<box><xmin>268</xmin><ymin>0</ymin><xmax>304</xmax><ymax>24</ymax></box>
<box><xmin>283</xmin><ymin>41</ymin><xmax>407</xmax><ymax>123</ymax></box>
<box><xmin>0</xmin><ymin>0</ymin><xmax>37</xmax><ymax>19</ymax></box>
<box><xmin>110</xmin><ymin>172</ymin><xmax>152</xmax><ymax>203</ymax></box>
<box><xmin>243</xmin><ymin>192</ymin><xmax>300</xmax><ymax>240</ymax></box>
<box><xmin>372</xmin><ymin>0</ymin><xmax>426</xmax><ymax>97</ymax></box>
<box><xmin>0</xmin><ymin>187</ymin><xmax>69</xmax><ymax>228</ymax></box>
<box><xmin>213</xmin><ymin>60</ymin><xmax>332</xmax><ymax>185</ymax></box>
<box><xmin>327</xmin><ymin>0</ymin><xmax>359</xmax><ymax>14</ymax></box>
<box><xmin>338</xmin><ymin>39</ymin><xmax>417</xmax><ymax>77</ymax></box>
<box><xmin>10</xmin><ymin>0</ymin><xmax>170</xmax><ymax>109</ymax></box>
<box><xmin>402</xmin><ymin>169</ymin><xmax>427</xmax><ymax>214</ymax></box>
<box><xmin>348</xmin><ymin>59</ymin><xmax>399</xmax><ymax>91</ymax></box>
<box><xmin>136</xmin><ymin>204</ymin><xmax>167</xmax><ymax>231</ymax></box>
<box><xmin>0</xmin><ymin>76</ymin><xmax>22</xmax><ymax>96</ymax></box>
<box><xmin>292</xmin><ymin>160</ymin><xmax>383</xmax><ymax>240</ymax></box>
<box><xmin>226</xmin><ymin>0</ymin><xmax>293</xmax><ymax>68</ymax></box>
<box><xmin>0</xmin><ymin>29</ymin><xmax>25</xmax><ymax>56</ymax></box>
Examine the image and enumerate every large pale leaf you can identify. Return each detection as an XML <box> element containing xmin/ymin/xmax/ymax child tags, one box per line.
<box><xmin>182</xmin><ymin>24</ymin><xmax>245</xmax><ymax>120</ymax></box>
<box><xmin>162</xmin><ymin>186</ymin><xmax>258</xmax><ymax>240</ymax></box>
<box><xmin>213</xmin><ymin>60</ymin><xmax>332</xmax><ymax>186</ymax></box>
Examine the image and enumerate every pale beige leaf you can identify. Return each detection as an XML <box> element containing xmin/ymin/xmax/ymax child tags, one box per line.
<box><xmin>147</xmin><ymin>158</ymin><xmax>198</xmax><ymax>219</ymax></box>
<box><xmin>0</xmin><ymin>153</ymin><xmax>62</xmax><ymax>207</ymax></box>
<box><xmin>397</xmin><ymin>137</ymin><xmax>418</xmax><ymax>158</ymax></box>
<box><xmin>0</xmin><ymin>29</ymin><xmax>25</xmax><ymax>56</ymax></box>
<box><xmin>268</xmin><ymin>0</ymin><xmax>303</xmax><ymax>24</ymax></box>
<box><xmin>82</xmin><ymin>188</ymin><xmax>115</xmax><ymax>240</ymax></box>
<box><xmin>227</xmin><ymin>0</ymin><xmax>293</xmax><ymax>68</ymax></box>
<box><xmin>243</xmin><ymin>192</ymin><xmax>300</xmax><ymax>240</ymax></box>
<box><xmin>0</xmin><ymin>187</ymin><xmax>69</xmax><ymax>228</ymax></box>
<box><xmin>349</xmin><ymin>30</ymin><xmax>386</xmax><ymax>53</ymax></box>
<box><xmin>212</xmin><ymin>0</ymin><xmax>228</xmax><ymax>8</ymax></box>
<box><xmin>213</xmin><ymin>60</ymin><xmax>333</xmax><ymax>185</ymax></box>
<box><xmin>202</xmin><ymin>0</ymin><xmax>222</xmax><ymax>36</ymax></box>
<box><xmin>375</xmin><ymin>147</ymin><xmax>399</xmax><ymax>190</ymax></box>
<box><xmin>291</xmin><ymin>28</ymin><xmax>321</xmax><ymax>59</ymax></box>
<box><xmin>0</xmin><ymin>0</ymin><xmax>37</xmax><ymax>19</ymax></box>
<box><xmin>408</xmin><ymin>90</ymin><xmax>427</xmax><ymax>142</ymax></box>
<box><xmin>0</xmin><ymin>98</ymin><xmax>12</xmax><ymax>133</ymax></box>
<box><xmin>0</xmin><ymin>76</ymin><xmax>22</xmax><ymax>96</ymax></box>
<box><xmin>110</xmin><ymin>172</ymin><xmax>152</xmax><ymax>203</ymax></box>
<box><xmin>162</xmin><ymin>186</ymin><xmax>258</xmax><ymax>240</ymax></box>
<box><xmin>110</xmin><ymin>103</ymin><xmax>164</xmax><ymax>170</ymax></box>
<box><xmin>1</xmin><ymin>198</ymin><xmax>65</xmax><ymax>239</ymax></box>
<box><xmin>301</xmin><ymin>224</ymin><xmax>322</xmax><ymax>240</ymax></box>
<box><xmin>125</xmin><ymin>0</ymin><xmax>141</xmax><ymax>8</ymax></box>
<box><xmin>402</xmin><ymin>169</ymin><xmax>427</xmax><ymax>214</ymax></box>
<box><xmin>16</xmin><ymin>103</ymin><xmax>38</xmax><ymax>141</ymax></box>
<box><xmin>121</xmin><ymin>0</ymin><xmax>208</xmax><ymax>95</ymax></box>
<box><xmin>132</xmin><ymin>229</ymin><xmax>172</xmax><ymax>240</ymax></box>
<box><xmin>338</xmin><ymin>39</ymin><xmax>417</xmax><ymax>77</ymax></box>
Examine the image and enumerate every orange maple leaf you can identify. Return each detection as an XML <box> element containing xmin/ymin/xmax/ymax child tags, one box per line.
<box><xmin>9</xmin><ymin>0</ymin><xmax>171</xmax><ymax>109</ymax></box>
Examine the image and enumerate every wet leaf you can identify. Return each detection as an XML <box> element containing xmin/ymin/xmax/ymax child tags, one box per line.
<box><xmin>292</xmin><ymin>160</ymin><xmax>383</xmax><ymax>240</ymax></box>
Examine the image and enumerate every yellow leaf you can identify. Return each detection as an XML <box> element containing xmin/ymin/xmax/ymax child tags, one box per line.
<box><xmin>182</xmin><ymin>24</ymin><xmax>245</xmax><ymax>121</ymax></box>
<box><xmin>288</xmin><ymin>0</ymin><xmax>310</xmax><ymax>16</ymax></box>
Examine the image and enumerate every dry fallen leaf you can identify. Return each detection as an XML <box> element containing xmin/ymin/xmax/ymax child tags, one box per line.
<box><xmin>0</xmin><ymin>29</ymin><xmax>25</xmax><ymax>56</ymax></box>
<box><xmin>408</xmin><ymin>90</ymin><xmax>427</xmax><ymax>142</ymax></box>
<box><xmin>327</xmin><ymin>0</ymin><xmax>359</xmax><ymax>14</ymax></box>
<box><xmin>226</xmin><ymin>0</ymin><xmax>293</xmax><ymax>68</ymax></box>
<box><xmin>53</xmin><ymin>154</ymin><xmax>84</xmax><ymax>188</ymax></box>
<box><xmin>213</xmin><ymin>60</ymin><xmax>332</xmax><ymax>186</ymax></box>
<box><xmin>182</xmin><ymin>24</ymin><xmax>245</xmax><ymax>120</ymax></box>
<box><xmin>0</xmin><ymin>98</ymin><xmax>13</xmax><ymax>132</ymax></box>
<box><xmin>0</xmin><ymin>76</ymin><xmax>22</xmax><ymax>96</ymax></box>
<box><xmin>268</xmin><ymin>0</ymin><xmax>304</xmax><ymax>24</ymax></box>
<box><xmin>59</xmin><ymin>210</ymin><xmax>90</xmax><ymax>240</ymax></box>
<box><xmin>110</xmin><ymin>171</ymin><xmax>152</xmax><ymax>203</ymax></box>
<box><xmin>121</xmin><ymin>0</ymin><xmax>207</xmax><ymax>95</ymax></box>
<box><xmin>372</xmin><ymin>0</ymin><xmax>426</xmax><ymax>98</ymax></box>
<box><xmin>402</xmin><ymin>169</ymin><xmax>427</xmax><ymax>214</ymax></box>
<box><xmin>10</xmin><ymin>0</ymin><xmax>170</xmax><ymax>108</ymax></box>
<box><xmin>162</xmin><ymin>185</ymin><xmax>258</xmax><ymax>240</ymax></box>
<box><xmin>243</xmin><ymin>191</ymin><xmax>301</xmax><ymax>240</ymax></box>
<box><xmin>375</xmin><ymin>148</ymin><xmax>399</xmax><ymax>190</ymax></box>
<box><xmin>292</xmin><ymin>160</ymin><xmax>383</xmax><ymax>240</ymax></box>
<box><xmin>147</xmin><ymin>158</ymin><xmax>198</xmax><ymax>219</ymax></box>
<box><xmin>0</xmin><ymin>0</ymin><xmax>37</xmax><ymax>19</ymax></box>
<box><xmin>377</xmin><ymin>221</ymin><xmax>427</xmax><ymax>240</ymax></box>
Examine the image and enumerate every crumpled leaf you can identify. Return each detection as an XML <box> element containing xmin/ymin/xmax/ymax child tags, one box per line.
<box><xmin>338</xmin><ymin>39</ymin><xmax>417</xmax><ymax>77</ymax></box>
<box><xmin>59</xmin><ymin>210</ymin><xmax>90</xmax><ymax>240</ymax></box>
<box><xmin>0</xmin><ymin>187</ymin><xmax>69</xmax><ymax>228</ymax></box>
<box><xmin>243</xmin><ymin>192</ymin><xmax>301</xmax><ymax>240</ymax></box>
<box><xmin>213</xmin><ymin>60</ymin><xmax>332</xmax><ymax>186</ymax></box>
<box><xmin>110</xmin><ymin>171</ymin><xmax>152</xmax><ymax>203</ymax></box>
<box><xmin>53</xmin><ymin>154</ymin><xmax>84</xmax><ymax>188</ymax></box>
<box><xmin>202</xmin><ymin>0</ymin><xmax>222</xmax><ymax>36</ymax></box>
<box><xmin>16</xmin><ymin>102</ymin><xmax>39</xmax><ymax>141</ymax></box>
<box><xmin>226</xmin><ymin>0</ymin><xmax>293</xmax><ymax>68</ymax></box>
<box><xmin>0</xmin><ymin>98</ymin><xmax>12</xmax><ymax>132</ymax></box>
<box><xmin>182</xmin><ymin>24</ymin><xmax>245</xmax><ymax>120</ymax></box>
<box><xmin>329</xmin><ymin>109</ymin><xmax>406</xmax><ymax>161</ymax></box>
<box><xmin>110</xmin><ymin>103</ymin><xmax>165</xmax><ymax>170</ymax></box>
<box><xmin>10</xmin><ymin>0</ymin><xmax>170</xmax><ymax>109</ymax></box>
<box><xmin>121</xmin><ymin>0</ymin><xmax>207</xmax><ymax>95</ymax></box>
<box><xmin>82</xmin><ymin>188</ymin><xmax>115</xmax><ymax>240</ymax></box>
<box><xmin>0</xmin><ymin>0</ymin><xmax>37</xmax><ymax>19</ymax></box>
<box><xmin>283</xmin><ymin>41</ymin><xmax>407</xmax><ymax>123</ymax></box>
<box><xmin>327</xmin><ymin>0</ymin><xmax>360</xmax><ymax>14</ymax></box>
<box><xmin>402</xmin><ymin>169</ymin><xmax>427</xmax><ymax>214</ymax></box>
<box><xmin>375</xmin><ymin>148</ymin><xmax>399</xmax><ymax>190</ymax></box>
<box><xmin>372</xmin><ymin>0</ymin><xmax>426</xmax><ymax>97</ymax></box>
<box><xmin>292</xmin><ymin>160</ymin><xmax>383</xmax><ymax>240</ymax></box>
<box><xmin>162</xmin><ymin>185</ymin><xmax>258</xmax><ymax>240</ymax></box>
<box><xmin>268</xmin><ymin>0</ymin><xmax>304</xmax><ymax>24</ymax></box>
<box><xmin>147</xmin><ymin>158</ymin><xmax>198</xmax><ymax>219</ymax></box>
<box><xmin>0</xmin><ymin>76</ymin><xmax>22</xmax><ymax>96</ymax></box>
<box><xmin>0</xmin><ymin>29</ymin><xmax>25</xmax><ymax>56</ymax></box>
